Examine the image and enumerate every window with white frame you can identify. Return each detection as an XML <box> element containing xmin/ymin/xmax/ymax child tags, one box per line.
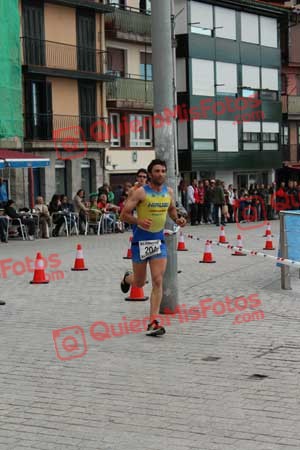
<box><xmin>261</xmin><ymin>67</ymin><xmax>279</xmax><ymax>101</ymax></box>
<box><xmin>260</xmin><ymin>16</ymin><xmax>277</xmax><ymax>48</ymax></box>
<box><xmin>216</xmin><ymin>62</ymin><xmax>237</xmax><ymax>96</ymax></box>
<box><xmin>129</xmin><ymin>114</ymin><xmax>152</xmax><ymax>147</ymax></box>
<box><xmin>242</xmin><ymin>65</ymin><xmax>260</xmax><ymax>98</ymax></box>
<box><xmin>110</xmin><ymin>113</ymin><xmax>121</xmax><ymax>147</ymax></box>
<box><xmin>178</xmin><ymin>121</ymin><xmax>188</xmax><ymax>150</ymax></box>
<box><xmin>241</xmin><ymin>12</ymin><xmax>259</xmax><ymax>44</ymax></box>
<box><xmin>243</xmin><ymin>122</ymin><xmax>261</xmax><ymax>151</ymax></box>
<box><xmin>242</xmin><ymin>65</ymin><xmax>260</xmax><ymax>89</ymax></box>
<box><xmin>261</xmin><ymin>68</ymin><xmax>279</xmax><ymax>90</ymax></box>
<box><xmin>190</xmin><ymin>1</ymin><xmax>213</xmax><ymax>36</ymax></box>
<box><xmin>55</xmin><ymin>159</ymin><xmax>66</xmax><ymax>195</ymax></box>
<box><xmin>176</xmin><ymin>58</ymin><xmax>187</xmax><ymax>92</ymax></box>
<box><xmin>217</xmin><ymin>121</ymin><xmax>238</xmax><ymax>152</ymax></box>
<box><xmin>192</xmin><ymin>59</ymin><xmax>214</xmax><ymax>96</ymax></box>
<box><xmin>193</xmin><ymin>120</ymin><xmax>216</xmax><ymax>151</ymax></box>
<box><xmin>215</xmin><ymin>7</ymin><xmax>236</xmax><ymax>40</ymax></box>
<box><xmin>281</xmin><ymin>125</ymin><xmax>289</xmax><ymax>145</ymax></box>
<box><xmin>262</xmin><ymin>122</ymin><xmax>279</xmax><ymax>150</ymax></box>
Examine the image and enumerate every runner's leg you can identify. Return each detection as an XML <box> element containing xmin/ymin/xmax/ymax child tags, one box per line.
<box><xmin>125</xmin><ymin>262</ymin><xmax>147</xmax><ymax>287</ymax></box>
<box><xmin>148</xmin><ymin>257</ymin><xmax>167</xmax><ymax>319</ymax></box>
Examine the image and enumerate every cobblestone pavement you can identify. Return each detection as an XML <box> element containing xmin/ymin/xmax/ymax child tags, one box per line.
<box><xmin>1</xmin><ymin>221</ymin><xmax>300</xmax><ymax>450</ymax></box>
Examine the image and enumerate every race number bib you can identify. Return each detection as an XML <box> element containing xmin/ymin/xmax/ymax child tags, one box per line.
<box><xmin>139</xmin><ymin>240</ymin><xmax>161</xmax><ymax>260</ymax></box>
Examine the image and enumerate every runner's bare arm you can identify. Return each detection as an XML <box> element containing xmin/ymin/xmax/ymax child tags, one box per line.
<box><xmin>120</xmin><ymin>187</ymin><xmax>151</xmax><ymax>228</ymax></box>
<box><xmin>167</xmin><ymin>188</ymin><xmax>187</xmax><ymax>227</ymax></box>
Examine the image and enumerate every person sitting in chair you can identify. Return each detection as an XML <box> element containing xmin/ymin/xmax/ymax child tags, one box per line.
<box><xmin>4</xmin><ymin>200</ymin><xmax>36</xmax><ymax>240</ymax></box>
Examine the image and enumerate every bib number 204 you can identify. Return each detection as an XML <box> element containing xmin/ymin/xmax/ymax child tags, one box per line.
<box><xmin>139</xmin><ymin>240</ymin><xmax>161</xmax><ymax>260</ymax></box>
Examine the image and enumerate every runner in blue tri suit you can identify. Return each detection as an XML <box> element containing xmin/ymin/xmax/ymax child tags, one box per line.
<box><xmin>120</xmin><ymin>159</ymin><xmax>186</xmax><ymax>336</ymax></box>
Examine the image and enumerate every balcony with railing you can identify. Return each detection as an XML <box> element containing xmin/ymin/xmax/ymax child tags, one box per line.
<box><xmin>106</xmin><ymin>76</ymin><xmax>153</xmax><ymax>109</ymax></box>
<box><xmin>105</xmin><ymin>4</ymin><xmax>151</xmax><ymax>43</ymax></box>
<box><xmin>24</xmin><ymin>114</ymin><xmax>110</xmax><ymax>144</ymax></box>
<box><xmin>21</xmin><ymin>37</ymin><xmax>114</xmax><ymax>81</ymax></box>
<box><xmin>42</xmin><ymin>0</ymin><xmax>114</xmax><ymax>13</ymax></box>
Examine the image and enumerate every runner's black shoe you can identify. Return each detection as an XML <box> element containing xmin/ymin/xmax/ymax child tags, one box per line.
<box><xmin>146</xmin><ymin>320</ymin><xmax>166</xmax><ymax>336</ymax></box>
<box><xmin>120</xmin><ymin>270</ymin><xmax>132</xmax><ymax>294</ymax></box>
<box><xmin>0</xmin><ymin>300</ymin><xmax>6</xmax><ymax>305</ymax></box>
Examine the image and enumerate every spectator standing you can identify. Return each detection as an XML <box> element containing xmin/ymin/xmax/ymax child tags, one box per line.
<box><xmin>187</xmin><ymin>179</ymin><xmax>198</xmax><ymax>225</ymax></box>
<box><xmin>73</xmin><ymin>189</ymin><xmax>88</xmax><ymax>234</ymax></box>
<box><xmin>114</xmin><ymin>185</ymin><xmax>124</xmax><ymax>206</ymax></box>
<box><xmin>34</xmin><ymin>196</ymin><xmax>51</xmax><ymax>238</ymax></box>
<box><xmin>203</xmin><ymin>179</ymin><xmax>213</xmax><ymax>223</ymax></box>
<box><xmin>0</xmin><ymin>178</ymin><xmax>8</xmax><ymax>207</ymax></box>
<box><xmin>228</xmin><ymin>185</ymin><xmax>235</xmax><ymax>223</ymax></box>
<box><xmin>178</xmin><ymin>179</ymin><xmax>187</xmax><ymax>210</ymax></box>
<box><xmin>197</xmin><ymin>181</ymin><xmax>205</xmax><ymax>224</ymax></box>
<box><xmin>286</xmin><ymin>180</ymin><xmax>299</xmax><ymax>210</ymax></box>
<box><xmin>258</xmin><ymin>184</ymin><xmax>269</xmax><ymax>220</ymax></box>
<box><xmin>275</xmin><ymin>182</ymin><xmax>288</xmax><ymax>212</ymax></box>
<box><xmin>212</xmin><ymin>180</ymin><xmax>225</xmax><ymax>226</ymax></box>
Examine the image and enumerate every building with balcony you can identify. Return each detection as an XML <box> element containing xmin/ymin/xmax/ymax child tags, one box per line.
<box><xmin>272</xmin><ymin>0</ymin><xmax>300</xmax><ymax>182</ymax></box>
<box><xmin>0</xmin><ymin>2</ymin><xmax>23</xmax><ymax>152</ymax></box>
<box><xmin>104</xmin><ymin>0</ymin><xmax>155</xmax><ymax>188</ymax></box>
<box><xmin>174</xmin><ymin>0</ymin><xmax>287</xmax><ymax>189</ymax></box>
<box><xmin>20</xmin><ymin>0</ymin><xmax>114</xmax><ymax>203</ymax></box>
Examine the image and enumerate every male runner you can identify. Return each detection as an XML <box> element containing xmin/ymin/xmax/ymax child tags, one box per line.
<box><xmin>131</xmin><ymin>168</ymin><xmax>148</xmax><ymax>193</ymax></box>
<box><xmin>120</xmin><ymin>159</ymin><xmax>186</xmax><ymax>336</ymax></box>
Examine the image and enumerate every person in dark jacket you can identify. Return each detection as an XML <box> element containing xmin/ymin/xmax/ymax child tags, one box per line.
<box><xmin>212</xmin><ymin>180</ymin><xmax>225</xmax><ymax>226</ymax></box>
<box><xmin>204</xmin><ymin>179</ymin><xmax>214</xmax><ymax>223</ymax></box>
<box><xmin>4</xmin><ymin>199</ymin><xmax>36</xmax><ymax>240</ymax></box>
<box><xmin>49</xmin><ymin>194</ymin><xmax>65</xmax><ymax>237</ymax></box>
<box><xmin>0</xmin><ymin>215</ymin><xmax>8</xmax><ymax>243</ymax></box>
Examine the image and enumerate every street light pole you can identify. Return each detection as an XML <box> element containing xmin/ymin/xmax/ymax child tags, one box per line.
<box><xmin>151</xmin><ymin>0</ymin><xmax>178</xmax><ymax>313</ymax></box>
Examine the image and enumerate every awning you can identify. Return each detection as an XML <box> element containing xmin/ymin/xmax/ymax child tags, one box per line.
<box><xmin>0</xmin><ymin>150</ymin><xmax>50</xmax><ymax>169</ymax></box>
<box><xmin>284</xmin><ymin>164</ymin><xmax>300</xmax><ymax>170</ymax></box>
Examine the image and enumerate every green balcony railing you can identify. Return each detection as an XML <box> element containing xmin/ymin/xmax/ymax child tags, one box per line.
<box><xmin>105</xmin><ymin>6</ymin><xmax>151</xmax><ymax>38</ymax></box>
<box><xmin>106</xmin><ymin>77</ymin><xmax>153</xmax><ymax>106</ymax></box>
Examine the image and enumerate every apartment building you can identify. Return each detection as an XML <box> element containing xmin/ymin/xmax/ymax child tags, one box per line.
<box><xmin>21</xmin><ymin>0</ymin><xmax>114</xmax><ymax>203</ymax></box>
<box><xmin>174</xmin><ymin>0</ymin><xmax>287</xmax><ymax>188</ymax></box>
<box><xmin>0</xmin><ymin>0</ymin><xmax>51</xmax><ymax>207</ymax></box>
<box><xmin>278</xmin><ymin>1</ymin><xmax>300</xmax><ymax>181</ymax></box>
<box><xmin>104</xmin><ymin>0</ymin><xmax>154</xmax><ymax>189</ymax></box>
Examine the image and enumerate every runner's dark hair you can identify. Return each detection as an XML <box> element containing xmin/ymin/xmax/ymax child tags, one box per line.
<box><xmin>147</xmin><ymin>159</ymin><xmax>167</xmax><ymax>174</ymax></box>
<box><xmin>137</xmin><ymin>168</ymin><xmax>147</xmax><ymax>176</ymax></box>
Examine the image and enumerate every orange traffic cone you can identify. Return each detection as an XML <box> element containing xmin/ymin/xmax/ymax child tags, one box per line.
<box><xmin>177</xmin><ymin>231</ymin><xmax>188</xmax><ymax>251</ymax></box>
<box><xmin>199</xmin><ymin>240</ymin><xmax>216</xmax><ymax>263</ymax></box>
<box><xmin>125</xmin><ymin>285</ymin><xmax>149</xmax><ymax>301</ymax></box>
<box><xmin>263</xmin><ymin>222</ymin><xmax>273</xmax><ymax>237</ymax></box>
<box><xmin>219</xmin><ymin>225</ymin><xmax>228</xmax><ymax>244</ymax></box>
<box><xmin>30</xmin><ymin>252</ymin><xmax>49</xmax><ymax>284</ymax></box>
<box><xmin>123</xmin><ymin>236</ymin><xmax>133</xmax><ymax>260</ymax></box>
<box><xmin>264</xmin><ymin>234</ymin><xmax>275</xmax><ymax>250</ymax></box>
<box><xmin>232</xmin><ymin>235</ymin><xmax>247</xmax><ymax>256</ymax></box>
<box><xmin>71</xmin><ymin>244</ymin><xmax>88</xmax><ymax>271</ymax></box>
